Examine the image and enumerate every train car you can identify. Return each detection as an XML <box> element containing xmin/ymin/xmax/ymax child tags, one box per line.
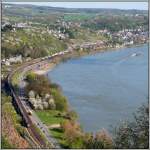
<box><xmin>27</xmin><ymin>109</ymin><xmax>32</xmax><ymax>115</ymax></box>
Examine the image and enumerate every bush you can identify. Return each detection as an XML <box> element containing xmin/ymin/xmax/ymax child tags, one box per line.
<box><xmin>50</xmin><ymin>83</ymin><xmax>61</xmax><ymax>90</ymax></box>
<box><xmin>65</xmin><ymin>110</ymin><xmax>78</xmax><ymax>120</ymax></box>
<box><xmin>61</xmin><ymin>120</ymin><xmax>84</xmax><ymax>148</ymax></box>
<box><xmin>1</xmin><ymin>136</ymin><xmax>14</xmax><ymax>149</ymax></box>
<box><xmin>48</xmin><ymin>98</ymin><xmax>56</xmax><ymax>110</ymax></box>
<box><xmin>26</xmin><ymin>73</ymin><xmax>69</xmax><ymax>111</ymax></box>
<box><xmin>51</xmin><ymin>88</ymin><xmax>68</xmax><ymax>111</ymax></box>
<box><xmin>16</xmin><ymin>125</ymin><xmax>26</xmax><ymax>137</ymax></box>
<box><xmin>26</xmin><ymin>72</ymin><xmax>36</xmax><ymax>82</ymax></box>
<box><xmin>2</xmin><ymin>92</ymin><xmax>12</xmax><ymax>105</ymax></box>
<box><xmin>113</xmin><ymin>103</ymin><xmax>149</xmax><ymax>149</ymax></box>
<box><xmin>83</xmin><ymin>129</ymin><xmax>113</xmax><ymax>149</ymax></box>
<box><xmin>26</xmin><ymin>74</ymin><xmax>51</xmax><ymax>96</ymax></box>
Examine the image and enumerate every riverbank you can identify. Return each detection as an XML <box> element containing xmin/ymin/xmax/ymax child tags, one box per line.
<box><xmin>47</xmin><ymin>43</ymin><xmax>148</xmax><ymax>133</ymax></box>
<box><xmin>33</xmin><ymin>63</ymin><xmax>56</xmax><ymax>75</ymax></box>
<box><xmin>33</xmin><ymin>42</ymin><xmax>147</xmax><ymax>76</ymax></box>
<box><xmin>30</xmin><ymin>42</ymin><xmax>147</xmax><ymax>148</ymax></box>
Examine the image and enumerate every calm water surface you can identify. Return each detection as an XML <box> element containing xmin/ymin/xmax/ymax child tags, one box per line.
<box><xmin>48</xmin><ymin>44</ymin><xmax>148</xmax><ymax>132</ymax></box>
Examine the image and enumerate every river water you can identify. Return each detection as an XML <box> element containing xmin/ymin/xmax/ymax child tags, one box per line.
<box><xmin>48</xmin><ymin>44</ymin><xmax>148</xmax><ymax>133</ymax></box>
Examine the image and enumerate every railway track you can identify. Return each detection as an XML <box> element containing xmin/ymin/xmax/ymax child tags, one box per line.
<box><xmin>7</xmin><ymin>60</ymin><xmax>48</xmax><ymax>148</ymax></box>
<box><xmin>6</xmin><ymin>51</ymin><xmax>71</xmax><ymax>148</ymax></box>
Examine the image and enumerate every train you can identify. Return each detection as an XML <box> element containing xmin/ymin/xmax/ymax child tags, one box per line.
<box><xmin>6</xmin><ymin>49</ymin><xmax>71</xmax><ymax>147</ymax></box>
<box><xmin>7</xmin><ymin>50</ymin><xmax>71</xmax><ymax>127</ymax></box>
<box><xmin>27</xmin><ymin>109</ymin><xmax>33</xmax><ymax>115</ymax></box>
<box><xmin>7</xmin><ymin>69</ymin><xmax>47</xmax><ymax>147</ymax></box>
<box><xmin>40</xmin><ymin>50</ymin><xmax>71</xmax><ymax>61</ymax></box>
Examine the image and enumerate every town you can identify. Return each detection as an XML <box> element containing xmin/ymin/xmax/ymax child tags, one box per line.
<box><xmin>1</xmin><ymin>19</ymin><xmax>148</xmax><ymax>67</ymax></box>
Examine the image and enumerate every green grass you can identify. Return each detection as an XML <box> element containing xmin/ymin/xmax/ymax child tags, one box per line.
<box><xmin>36</xmin><ymin>110</ymin><xmax>70</xmax><ymax>148</ymax></box>
<box><xmin>50</xmin><ymin>128</ymin><xmax>63</xmax><ymax>140</ymax></box>
<box><xmin>35</xmin><ymin>110</ymin><xmax>66</xmax><ymax>125</ymax></box>
<box><xmin>49</xmin><ymin>128</ymin><xmax>69</xmax><ymax>148</ymax></box>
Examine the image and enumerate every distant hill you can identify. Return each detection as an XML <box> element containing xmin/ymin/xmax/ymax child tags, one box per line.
<box><xmin>2</xmin><ymin>3</ymin><xmax>148</xmax><ymax>18</ymax></box>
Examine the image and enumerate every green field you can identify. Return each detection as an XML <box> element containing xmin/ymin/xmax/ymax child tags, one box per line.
<box><xmin>36</xmin><ymin>110</ymin><xmax>69</xmax><ymax>148</ymax></box>
<box><xmin>35</xmin><ymin>110</ymin><xmax>66</xmax><ymax>125</ymax></box>
<box><xmin>50</xmin><ymin>128</ymin><xmax>69</xmax><ymax>148</ymax></box>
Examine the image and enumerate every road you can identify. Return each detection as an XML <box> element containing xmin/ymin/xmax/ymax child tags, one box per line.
<box><xmin>18</xmin><ymin>70</ymin><xmax>61</xmax><ymax>149</ymax></box>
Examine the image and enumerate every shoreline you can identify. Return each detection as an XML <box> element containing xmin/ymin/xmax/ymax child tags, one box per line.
<box><xmin>33</xmin><ymin>43</ymin><xmax>147</xmax><ymax>76</ymax></box>
<box><xmin>33</xmin><ymin>62</ymin><xmax>56</xmax><ymax>75</ymax></box>
<box><xmin>31</xmin><ymin>42</ymin><xmax>147</xmax><ymax>136</ymax></box>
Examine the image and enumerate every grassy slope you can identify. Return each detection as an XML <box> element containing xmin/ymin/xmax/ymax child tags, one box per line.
<box><xmin>35</xmin><ymin>110</ymin><xmax>66</xmax><ymax>125</ymax></box>
<box><xmin>35</xmin><ymin>110</ymin><xmax>69</xmax><ymax>148</ymax></box>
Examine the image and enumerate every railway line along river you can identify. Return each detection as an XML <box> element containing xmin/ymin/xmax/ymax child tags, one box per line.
<box><xmin>48</xmin><ymin>44</ymin><xmax>148</xmax><ymax>133</ymax></box>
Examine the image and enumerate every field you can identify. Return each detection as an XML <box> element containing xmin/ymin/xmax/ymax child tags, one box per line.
<box><xmin>35</xmin><ymin>110</ymin><xmax>69</xmax><ymax>148</ymax></box>
<box><xmin>35</xmin><ymin>110</ymin><xmax>66</xmax><ymax>125</ymax></box>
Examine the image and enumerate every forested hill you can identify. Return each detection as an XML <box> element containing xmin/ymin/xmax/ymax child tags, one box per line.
<box><xmin>3</xmin><ymin>3</ymin><xmax>148</xmax><ymax>18</ymax></box>
<box><xmin>2</xmin><ymin>3</ymin><xmax>148</xmax><ymax>59</ymax></box>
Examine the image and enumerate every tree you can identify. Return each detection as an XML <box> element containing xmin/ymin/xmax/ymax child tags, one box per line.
<box><xmin>26</xmin><ymin>74</ymin><xmax>51</xmax><ymax>97</ymax></box>
<box><xmin>51</xmin><ymin>89</ymin><xmax>68</xmax><ymax>111</ymax></box>
<box><xmin>2</xmin><ymin>24</ymin><xmax>13</xmax><ymax>32</ymax></box>
<box><xmin>113</xmin><ymin>103</ymin><xmax>149</xmax><ymax>149</ymax></box>
<box><xmin>62</xmin><ymin>120</ymin><xmax>84</xmax><ymax>148</ymax></box>
<box><xmin>65</xmin><ymin>110</ymin><xmax>78</xmax><ymax>120</ymax></box>
<box><xmin>95</xmin><ymin>129</ymin><xmax>113</xmax><ymax>148</ymax></box>
<box><xmin>26</xmin><ymin>72</ymin><xmax>36</xmax><ymax>82</ymax></box>
<box><xmin>28</xmin><ymin>90</ymin><xmax>35</xmax><ymax>99</ymax></box>
<box><xmin>42</xmin><ymin>101</ymin><xmax>49</xmax><ymax>109</ymax></box>
<box><xmin>48</xmin><ymin>98</ymin><xmax>56</xmax><ymax>110</ymax></box>
<box><xmin>83</xmin><ymin>129</ymin><xmax>113</xmax><ymax>149</ymax></box>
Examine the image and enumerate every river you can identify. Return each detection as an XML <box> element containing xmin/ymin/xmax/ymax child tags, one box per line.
<box><xmin>48</xmin><ymin>44</ymin><xmax>148</xmax><ymax>133</ymax></box>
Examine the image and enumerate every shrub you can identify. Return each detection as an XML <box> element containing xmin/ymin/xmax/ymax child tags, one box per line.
<box><xmin>83</xmin><ymin>129</ymin><xmax>113</xmax><ymax>149</ymax></box>
<box><xmin>28</xmin><ymin>90</ymin><xmax>35</xmax><ymax>99</ymax></box>
<box><xmin>42</xmin><ymin>101</ymin><xmax>49</xmax><ymax>109</ymax></box>
<box><xmin>26</xmin><ymin>72</ymin><xmax>36</xmax><ymax>82</ymax></box>
<box><xmin>61</xmin><ymin>120</ymin><xmax>84</xmax><ymax>148</ymax></box>
<box><xmin>26</xmin><ymin>73</ymin><xmax>68</xmax><ymax>111</ymax></box>
<box><xmin>51</xmin><ymin>88</ymin><xmax>68</xmax><ymax>111</ymax></box>
<box><xmin>2</xmin><ymin>92</ymin><xmax>12</xmax><ymax>105</ymax></box>
<box><xmin>65</xmin><ymin>110</ymin><xmax>78</xmax><ymax>120</ymax></box>
<box><xmin>50</xmin><ymin>83</ymin><xmax>60</xmax><ymax>90</ymax></box>
<box><xmin>48</xmin><ymin>98</ymin><xmax>56</xmax><ymax>110</ymax></box>
<box><xmin>26</xmin><ymin>74</ymin><xmax>51</xmax><ymax>96</ymax></box>
<box><xmin>113</xmin><ymin>103</ymin><xmax>149</xmax><ymax>149</ymax></box>
<box><xmin>1</xmin><ymin>136</ymin><xmax>14</xmax><ymax>149</ymax></box>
